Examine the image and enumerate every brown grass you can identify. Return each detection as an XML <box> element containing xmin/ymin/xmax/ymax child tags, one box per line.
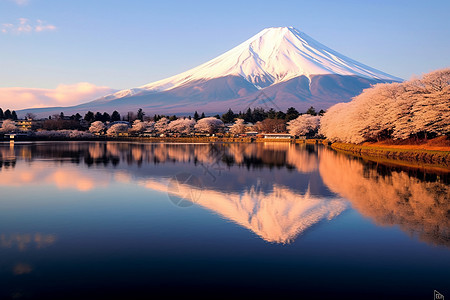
<box><xmin>363</xmin><ymin>136</ymin><xmax>450</xmax><ymax>151</ymax></box>
<box><xmin>331</xmin><ymin>141</ymin><xmax>450</xmax><ymax>172</ymax></box>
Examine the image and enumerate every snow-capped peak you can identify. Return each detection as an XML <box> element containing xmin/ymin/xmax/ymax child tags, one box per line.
<box><xmin>138</xmin><ymin>26</ymin><xmax>401</xmax><ymax>93</ymax></box>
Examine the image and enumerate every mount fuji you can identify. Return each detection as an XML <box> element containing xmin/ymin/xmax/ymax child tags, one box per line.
<box><xmin>20</xmin><ymin>27</ymin><xmax>402</xmax><ymax>117</ymax></box>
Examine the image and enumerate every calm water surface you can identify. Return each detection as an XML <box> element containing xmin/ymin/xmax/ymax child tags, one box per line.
<box><xmin>0</xmin><ymin>141</ymin><xmax>448</xmax><ymax>299</ymax></box>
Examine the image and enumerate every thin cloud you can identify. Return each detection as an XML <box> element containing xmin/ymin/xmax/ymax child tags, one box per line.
<box><xmin>0</xmin><ymin>82</ymin><xmax>116</xmax><ymax>110</ymax></box>
<box><xmin>10</xmin><ymin>0</ymin><xmax>29</xmax><ymax>6</ymax></box>
<box><xmin>35</xmin><ymin>19</ymin><xmax>56</xmax><ymax>32</ymax></box>
<box><xmin>1</xmin><ymin>18</ymin><xmax>56</xmax><ymax>34</ymax></box>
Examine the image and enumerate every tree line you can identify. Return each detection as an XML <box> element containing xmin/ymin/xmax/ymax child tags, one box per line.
<box><xmin>7</xmin><ymin>105</ymin><xmax>322</xmax><ymax>131</ymax></box>
<box><xmin>1</xmin><ymin>104</ymin><xmax>325</xmax><ymax>137</ymax></box>
<box><xmin>0</xmin><ymin>108</ymin><xmax>18</xmax><ymax>120</ymax></box>
<box><xmin>320</xmin><ymin>68</ymin><xmax>450</xmax><ymax>143</ymax></box>
<box><xmin>221</xmin><ymin>106</ymin><xmax>323</xmax><ymax>124</ymax></box>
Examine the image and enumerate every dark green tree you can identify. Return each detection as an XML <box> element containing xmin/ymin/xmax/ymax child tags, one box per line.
<box><xmin>244</xmin><ymin>108</ymin><xmax>253</xmax><ymax>123</ymax></box>
<box><xmin>285</xmin><ymin>107</ymin><xmax>299</xmax><ymax>121</ymax></box>
<box><xmin>221</xmin><ymin>108</ymin><xmax>235</xmax><ymax>123</ymax></box>
<box><xmin>252</xmin><ymin>107</ymin><xmax>266</xmax><ymax>122</ymax></box>
<box><xmin>4</xmin><ymin>109</ymin><xmax>12</xmax><ymax>120</ymax></box>
<box><xmin>318</xmin><ymin>109</ymin><xmax>325</xmax><ymax>116</ymax></box>
<box><xmin>267</xmin><ymin>108</ymin><xmax>277</xmax><ymax>119</ymax></box>
<box><xmin>111</xmin><ymin>111</ymin><xmax>121</xmax><ymax>122</ymax></box>
<box><xmin>193</xmin><ymin>111</ymin><xmax>200</xmax><ymax>121</ymax></box>
<box><xmin>11</xmin><ymin>111</ymin><xmax>18</xmax><ymax>120</ymax></box>
<box><xmin>84</xmin><ymin>111</ymin><xmax>95</xmax><ymax>123</ymax></box>
<box><xmin>169</xmin><ymin>115</ymin><xmax>177</xmax><ymax>121</ymax></box>
<box><xmin>0</xmin><ymin>108</ymin><xmax>3</xmax><ymax>120</ymax></box>
<box><xmin>126</xmin><ymin>111</ymin><xmax>135</xmax><ymax>122</ymax></box>
<box><xmin>137</xmin><ymin>108</ymin><xmax>145</xmax><ymax>121</ymax></box>
<box><xmin>94</xmin><ymin>112</ymin><xmax>103</xmax><ymax>121</ymax></box>
<box><xmin>276</xmin><ymin>111</ymin><xmax>286</xmax><ymax>119</ymax></box>
<box><xmin>60</xmin><ymin>112</ymin><xmax>65</xmax><ymax>120</ymax></box>
<box><xmin>306</xmin><ymin>106</ymin><xmax>317</xmax><ymax>116</ymax></box>
<box><xmin>102</xmin><ymin>112</ymin><xmax>111</xmax><ymax>122</ymax></box>
<box><xmin>200</xmin><ymin>112</ymin><xmax>205</xmax><ymax>119</ymax></box>
<box><xmin>74</xmin><ymin>113</ymin><xmax>82</xmax><ymax>121</ymax></box>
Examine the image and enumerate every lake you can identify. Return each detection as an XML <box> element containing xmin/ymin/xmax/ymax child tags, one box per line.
<box><xmin>0</xmin><ymin>141</ymin><xmax>448</xmax><ymax>299</ymax></box>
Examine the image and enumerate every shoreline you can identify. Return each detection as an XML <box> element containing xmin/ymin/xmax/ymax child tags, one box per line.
<box><xmin>331</xmin><ymin>142</ymin><xmax>450</xmax><ymax>172</ymax></box>
<box><xmin>0</xmin><ymin>136</ymin><xmax>326</xmax><ymax>144</ymax></box>
<box><xmin>3</xmin><ymin>136</ymin><xmax>449</xmax><ymax>172</ymax></box>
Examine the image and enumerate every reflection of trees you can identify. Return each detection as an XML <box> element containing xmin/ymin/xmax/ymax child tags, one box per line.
<box><xmin>1</xmin><ymin>142</ymin><xmax>320</xmax><ymax>172</ymax></box>
<box><xmin>319</xmin><ymin>149</ymin><xmax>450</xmax><ymax>246</ymax></box>
<box><xmin>3</xmin><ymin>142</ymin><xmax>447</xmax><ymax>247</ymax></box>
<box><xmin>0</xmin><ymin>159</ymin><xmax>16</xmax><ymax>169</ymax></box>
<box><xmin>0</xmin><ymin>143</ymin><xmax>17</xmax><ymax>169</ymax></box>
<box><xmin>13</xmin><ymin>263</ymin><xmax>33</xmax><ymax>275</ymax></box>
<box><xmin>0</xmin><ymin>161</ymin><xmax>113</xmax><ymax>191</ymax></box>
<box><xmin>1</xmin><ymin>233</ymin><xmax>57</xmax><ymax>251</ymax></box>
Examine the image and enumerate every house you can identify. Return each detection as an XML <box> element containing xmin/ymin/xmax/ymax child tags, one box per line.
<box><xmin>262</xmin><ymin>133</ymin><xmax>292</xmax><ymax>139</ymax></box>
<box><xmin>16</xmin><ymin>120</ymin><xmax>34</xmax><ymax>131</ymax></box>
<box><xmin>4</xmin><ymin>133</ymin><xmax>31</xmax><ymax>140</ymax></box>
<box><xmin>241</xmin><ymin>131</ymin><xmax>258</xmax><ymax>137</ymax></box>
<box><xmin>1</xmin><ymin>119</ymin><xmax>42</xmax><ymax>131</ymax></box>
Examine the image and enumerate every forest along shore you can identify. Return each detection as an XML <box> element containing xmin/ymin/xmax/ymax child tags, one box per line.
<box><xmin>331</xmin><ymin>138</ymin><xmax>450</xmax><ymax>172</ymax></box>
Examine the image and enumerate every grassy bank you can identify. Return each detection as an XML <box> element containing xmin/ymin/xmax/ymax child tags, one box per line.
<box><xmin>331</xmin><ymin>142</ymin><xmax>450</xmax><ymax>172</ymax></box>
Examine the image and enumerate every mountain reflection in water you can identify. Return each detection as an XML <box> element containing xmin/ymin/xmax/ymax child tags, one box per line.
<box><xmin>0</xmin><ymin>141</ymin><xmax>448</xmax><ymax>246</ymax></box>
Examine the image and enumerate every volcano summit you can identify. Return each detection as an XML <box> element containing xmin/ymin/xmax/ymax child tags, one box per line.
<box><xmin>20</xmin><ymin>27</ymin><xmax>402</xmax><ymax>117</ymax></box>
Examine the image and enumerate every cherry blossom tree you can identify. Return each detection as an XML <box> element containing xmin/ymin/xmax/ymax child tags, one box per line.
<box><xmin>129</xmin><ymin>120</ymin><xmax>156</xmax><ymax>134</ymax></box>
<box><xmin>154</xmin><ymin>117</ymin><xmax>169</xmax><ymax>134</ymax></box>
<box><xmin>107</xmin><ymin>123</ymin><xmax>129</xmax><ymax>136</ymax></box>
<box><xmin>0</xmin><ymin>120</ymin><xmax>17</xmax><ymax>133</ymax></box>
<box><xmin>167</xmin><ymin>118</ymin><xmax>196</xmax><ymax>134</ymax></box>
<box><xmin>130</xmin><ymin>120</ymin><xmax>147</xmax><ymax>133</ymax></box>
<box><xmin>145</xmin><ymin>121</ymin><xmax>155</xmax><ymax>133</ymax></box>
<box><xmin>287</xmin><ymin>115</ymin><xmax>321</xmax><ymax>137</ymax></box>
<box><xmin>320</xmin><ymin>68</ymin><xmax>450</xmax><ymax>143</ymax></box>
<box><xmin>229</xmin><ymin>119</ymin><xmax>246</xmax><ymax>135</ymax></box>
<box><xmin>194</xmin><ymin>117</ymin><xmax>224</xmax><ymax>134</ymax></box>
<box><xmin>89</xmin><ymin>121</ymin><xmax>106</xmax><ymax>134</ymax></box>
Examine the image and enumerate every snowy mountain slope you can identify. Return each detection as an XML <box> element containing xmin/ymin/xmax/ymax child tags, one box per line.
<box><xmin>19</xmin><ymin>27</ymin><xmax>402</xmax><ymax>117</ymax></box>
<box><xmin>136</xmin><ymin>27</ymin><xmax>400</xmax><ymax>93</ymax></box>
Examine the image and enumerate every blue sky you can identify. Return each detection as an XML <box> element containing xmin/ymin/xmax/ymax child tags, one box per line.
<box><xmin>0</xmin><ymin>0</ymin><xmax>449</xmax><ymax>109</ymax></box>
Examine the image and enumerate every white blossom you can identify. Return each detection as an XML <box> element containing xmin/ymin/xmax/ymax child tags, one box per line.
<box><xmin>194</xmin><ymin>117</ymin><xmax>224</xmax><ymax>134</ymax></box>
<box><xmin>287</xmin><ymin>115</ymin><xmax>321</xmax><ymax>136</ymax></box>
<box><xmin>107</xmin><ymin>123</ymin><xmax>129</xmax><ymax>135</ymax></box>
<box><xmin>167</xmin><ymin>118</ymin><xmax>196</xmax><ymax>134</ymax></box>
<box><xmin>89</xmin><ymin>121</ymin><xmax>106</xmax><ymax>134</ymax></box>
<box><xmin>154</xmin><ymin>117</ymin><xmax>169</xmax><ymax>134</ymax></box>
<box><xmin>229</xmin><ymin>119</ymin><xmax>246</xmax><ymax>135</ymax></box>
<box><xmin>130</xmin><ymin>120</ymin><xmax>147</xmax><ymax>133</ymax></box>
<box><xmin>320</xmin><ymin>68</ymin><xmax>450</xmax><ymax>143</ymax></box>
<box><xmin>0</xmin><ymin>120</ymin><xmax>17</xmax><ymax>133</ymax></box>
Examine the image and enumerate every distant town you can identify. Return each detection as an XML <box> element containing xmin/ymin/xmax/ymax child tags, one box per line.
<box><xmin>0</xmin><ymin>106</ymin><xmax>323</xmax><ymax>140</ymax></box>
